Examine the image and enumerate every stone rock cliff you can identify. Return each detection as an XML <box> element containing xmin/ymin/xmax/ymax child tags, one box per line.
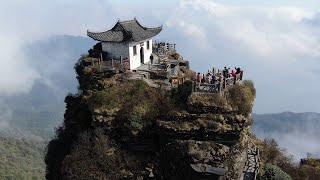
<box><xmin>45</xmin><ymin>52</ymin><xmax>257</xmax><ymax>180</ymax></box>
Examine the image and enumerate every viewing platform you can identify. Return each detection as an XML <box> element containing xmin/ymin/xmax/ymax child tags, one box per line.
<box><xmin>79</xmin><ymin>38</ymin><xmax>245</xmax><ymax>96</ymax></box>
<box><xmin>82</xmin><ymin>18</ymin><xmax>245</xmax><ymax>95</ymax></box>
<box><xmin>78</xmin><ymin>40</ymin><xmax>194</xmax><ymax>88</ymax></box>
<box><xmin>194</xmin><ymin>73</ymin><xmax>243</xmax><ymax>94</ymax></box>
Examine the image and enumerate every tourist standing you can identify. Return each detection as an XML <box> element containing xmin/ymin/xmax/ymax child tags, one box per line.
<box><xmin>211</xmin><ymin>74</ymin><xmax>216</xmax><ymax>85</ymax></box>
<box><xmin>208</xmin><ymin>73</ymin><xmax>212</xmax><ymax>84</ymax></box>
<box><xmin>197</xmin><ymin>73</ymin><xmax>201</xmax><ymax>82</ymax></box>
<box><xmin>212</xmin><ymin>66</ymin><xmax>216</xmax><ymax>74</ymax></box>
<box><xmin>223</xmin><ymin>67</ymin><xmax>229</xmax><ymax>79</ymax></box>
<box><xmin>231</xmin><ymin>69</ymin><xmax>236</xmax><ymax>78</ymax></box>
<box><xmin>236</xmin><ymin>67</ymin><xmax>241</xmax><ymax>74</ymax></box>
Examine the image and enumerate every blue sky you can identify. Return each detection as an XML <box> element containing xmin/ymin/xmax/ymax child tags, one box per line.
<box><xmin>1</xmin><ymin>0</ymin><xmax>320</xmax><ymax>113</ymax></box>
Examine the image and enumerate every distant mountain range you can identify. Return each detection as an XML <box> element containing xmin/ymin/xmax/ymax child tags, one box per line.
<box><xmin>253</xmin><ymin>112</ymin><xmax>320</xmax><ymax>134</ymax></box>
<box><xmin>0</xmin><ymin>35</ymin><xmax>94</xmax><ymax>141</ymax></box>
<box><xmin>0</xmin><ymin>35</ymin><xmax>94</xmax><ymax>179</ymax></box>
<box><xmin>253</xmin><ymin>112</ymin><xmax>320</xmax><ymax>159</ymax></box>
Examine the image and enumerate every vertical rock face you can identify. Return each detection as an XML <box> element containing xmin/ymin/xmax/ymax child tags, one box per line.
<box><xmin>156</xmin><ymin>91</ymin><xmax>255</xmax><ymax>180</ymax></box>
<box><xmin>46</xmin><ymin>55</ymin><xmax>257</xmax><ymax>180</ymax></box>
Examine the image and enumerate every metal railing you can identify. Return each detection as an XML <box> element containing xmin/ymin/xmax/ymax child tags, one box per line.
<box><xmin>193</xmin><ymin>73</ymin><xmax>243</xmax><ymax>94</ymax></box>
<box><xmin>153</xmin><ymin>41</ymin><xmax>176</xmax><ymax>57</ymax></box>
<box><xmin>84</xmin><ymin>57</ymin><xmax>128</xmax><ymax>73</ymax></box>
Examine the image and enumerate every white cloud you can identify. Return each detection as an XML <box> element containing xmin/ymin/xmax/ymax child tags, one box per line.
<box><xmin>161</xmin><ymin>0</ymin><xmax>320</xmax><ymax>113</ymax></box>
<box><xmin>0</xmin><ymin>0</ymin><xmax>117</xmax><ymax>96</ymax></box>
<box><xmin>0</xmin><ymin>35</ymin><xmax>40</xmax><ymax>95</ymax></box>
<box><xmin>181</xmin><ymin>0</ymin><xmax>232</xmax><ymax>17</ymax></box>
<box><xmin>254</xmin><ymin>122</ymin><xmax>320</xmax><ymax>160</ymax></box>
<box><xmin>166</xmin><ymin>20</ymin><xmax>209</xmax><ymax>49</ymax></box>
<box><xmin>176</xmin><ymin>0</ymin><xmax>320</xmax><ymax>59</ymax></box>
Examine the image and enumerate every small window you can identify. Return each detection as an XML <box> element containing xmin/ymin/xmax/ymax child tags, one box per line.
<box><xmin>133</xmin><ymin>45</ymin><xmax>137</xmax><ymax>55</ymax></box>
<box><xmin>147</xmin><ymin>41</ymin><xmax>150</xmax><ymax>50</ymax></box>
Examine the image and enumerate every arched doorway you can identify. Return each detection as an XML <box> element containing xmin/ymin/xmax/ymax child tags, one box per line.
<box><xmin>140</xmin><ymin>47</ymin><xmax>144</xmax><ymax>64</ymax></box>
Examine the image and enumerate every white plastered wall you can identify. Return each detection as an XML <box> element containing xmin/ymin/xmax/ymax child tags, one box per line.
<box><xmin>102</xmin><ymin>39</ymin><xmax>153</xmax><ymax>70</ymax></box>
<box><xmin>129</xmin><ymin>39</ymin><xmax>153</xmax><ymax>70</ymax></box>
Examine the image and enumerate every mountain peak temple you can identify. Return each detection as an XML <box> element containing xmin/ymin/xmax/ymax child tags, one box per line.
<box><xmin>87</xmin><ymin>18</ymin><xmax>162</xmax><ymax>70</ymax></box>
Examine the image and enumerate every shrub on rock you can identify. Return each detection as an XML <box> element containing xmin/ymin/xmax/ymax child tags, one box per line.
<box><xmin>261</xmin><ymin>163</ymin><xmax>292</xmax><ymax>180</ymax></box>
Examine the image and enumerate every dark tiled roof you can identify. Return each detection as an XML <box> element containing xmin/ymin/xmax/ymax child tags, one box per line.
<box><xmin>87</xmin><ymin>18</ymin><xmax>162</xmax><ymax>42</ymax></box>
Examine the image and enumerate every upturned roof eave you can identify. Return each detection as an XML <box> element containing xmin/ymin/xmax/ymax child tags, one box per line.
<box><xmin>87</xmin><ymin>29</ymin><xmax>162</xmax><ymax>43</ymax></box>
<box><xmin>87</xmin><ymin>19</ymin><xmax>162</xmax><ymax>43</ymax></box>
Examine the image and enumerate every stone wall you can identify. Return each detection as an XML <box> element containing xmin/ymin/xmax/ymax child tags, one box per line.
<box><xmin>102</xmin><ymin>42</ymin><xmax>129</xmax><ymax>60</ymax></box>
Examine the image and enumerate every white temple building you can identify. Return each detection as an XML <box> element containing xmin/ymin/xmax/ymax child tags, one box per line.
<box><xmin>87</xmin><ymin>18</ymin><xmax>162</xmax><ymax>70</ymax></box>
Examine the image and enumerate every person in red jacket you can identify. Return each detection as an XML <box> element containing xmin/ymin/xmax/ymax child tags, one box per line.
<box><xmin>231</xmin><ymin>69</ymin><xmax>237</xmax><ymax>78</ymax></box>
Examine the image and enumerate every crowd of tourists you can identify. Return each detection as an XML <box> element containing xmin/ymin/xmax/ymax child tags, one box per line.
<box><xmin>196</xmin><ymin>66</ymin><xmax>243</xmax><ymax>88</ymax></box>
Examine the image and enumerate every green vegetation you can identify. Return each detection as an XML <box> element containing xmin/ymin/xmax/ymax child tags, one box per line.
<box><xmin>89</xmin><ymin>80</ymin><xmax>148</xmax><ymax>110</ymax></box>
<box><xmin>169</xmin><ymin>80</ymin><xmax>194</xmax><ymax>109</ymax></box>
<box><xmin>60</xmin><ymin>128</ymin><xmax>147</xmax><ymax>180</ymax></box>
<box><xmin>62</xmin><ymin>129</ymin><xmax>122</xmax><ymax>180</ymax></box>
<box><xmin>0</xmin><ymin>107</ymin><xmax>62</xmax><ymax>180</ymax></box>
<box><xmin>0</xmin><ymin>138</ymin><xmax>45</xmax><ymax>180</ymax></box>
<box><xmin>121</xmin><ymin>100</ymin><xmax>158</xmax><ymax>133</ymax></box>
<box><xmin>261</xmin><ymin>164</ymin><xmax>292</xmax><ymax>180</ymax></box>
<box><xmin>257</xmin><ymin>138</ymin><xmax>320</xmax><ymax>180</ymax></box>
<box><xmin>89</xmin><ymin>80</ymin><xmax>172</xmax><ymax>135</ymax></box>
<box><xmin>227</xmin><ymin>80</ymin><xmax>256</xmax><ymax>115</ymax></box>
<box><xmin>9</xmin><ymin>109</ymin><xmax>63</xmax><ymax>140</ymax></box>
<box><xmin>299</xmin><ymin>159</ymin><xmax>320</xmax><ymax>179</ymax></box>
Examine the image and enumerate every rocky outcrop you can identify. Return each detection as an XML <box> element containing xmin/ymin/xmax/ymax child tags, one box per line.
<box><xmin>46</xmin><ymin>52</ymin><xmax>257</xmax><ymax>180</ymax></box>
<box><xmin>155</xmin><ymin>91</ymin><xmax>255</xmax><ymax>180</ymax></box>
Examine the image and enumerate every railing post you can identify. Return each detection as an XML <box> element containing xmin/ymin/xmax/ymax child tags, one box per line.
<box><xmin>191</xmin><ymin>81</ymin><xmax>195</xmax><ymax>93</ymax></box>
<box><xmin>219</xmin><ymin>78</ymin><xmax>222</xmax><ymax>94</ymax></box>
<box><xmin>120</xmin><ymin>56</ymin><xmax>124</xmax><ymax>72</ymax></box>
<box><xmin>100</xmin><ymin>52</ymin><xmax>103</xmax><ymax>61</ymax></box>
<box><xmin>99</xmin><ymin>53</ymin><xmax>103</xmax><ymax>72</ymax></box>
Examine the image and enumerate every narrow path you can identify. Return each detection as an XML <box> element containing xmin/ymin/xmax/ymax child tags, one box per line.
<box><xmin>243</xmin><ymin>146</ymin><xmax>260</xmax><ymax>180</ymax></box>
